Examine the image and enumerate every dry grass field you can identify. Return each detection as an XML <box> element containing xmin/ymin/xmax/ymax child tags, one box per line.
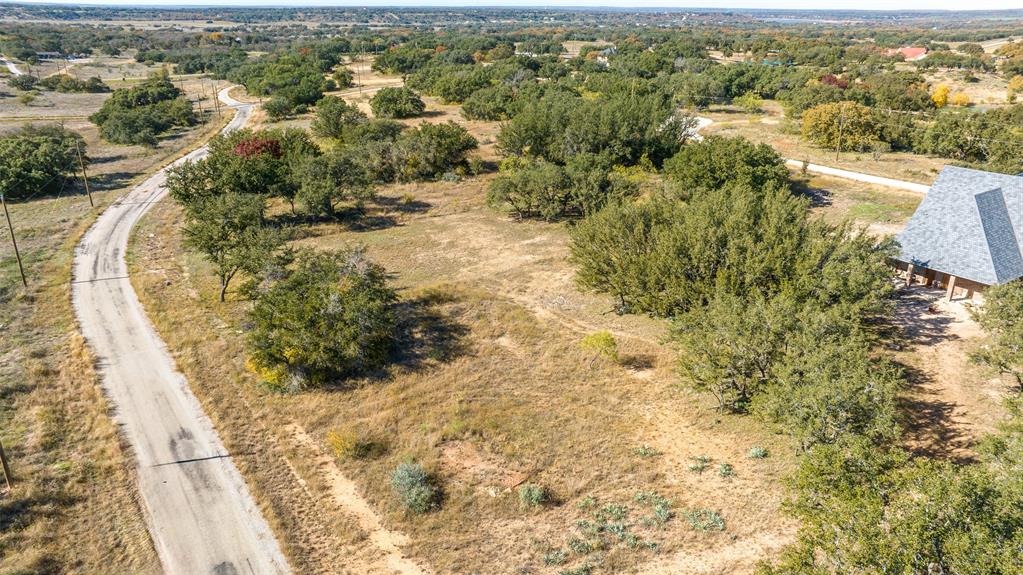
<box><xmin>700</xmin><ymin>101</ymin><xmax>947</xmax><ymax>185</ymax></box>
<box><xmin>119</xmin><ymin>56</ymin><xmax>1022</xmax><ymax>575</ymax></box>
<box><xmin>123</xmin><ymin>64</ymin><xmax>805</xmax><ymax>574</ymax></box>
<box><xmin>3</xmin><ymin>44</ymin><xmax>1009</xmax><ymax>573</ymax></box>
<box><xmin>0</xmin><ymin>63</ymin><xmax>234</xmax><ymax>573</ymax></box>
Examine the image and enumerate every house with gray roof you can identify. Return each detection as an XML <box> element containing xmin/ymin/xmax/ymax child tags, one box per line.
<box><xmin>896</xmin><ymin>166</ymin><xmax>1023</xmax><ymax>300</ymax></box>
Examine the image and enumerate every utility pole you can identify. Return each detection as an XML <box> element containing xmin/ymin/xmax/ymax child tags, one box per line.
<box><xmin>0</xmin><ymin>437</ymin><xmax>11</xmax><ymax>490</ymax></box>
<box><xmin>74</xmin><ymin>139</ymin><xmax>94</xmax><ymax>207</ymax></box>
<box><xmin>209</xmin><ymin>78</ymin><xmax>222</xmax><ymax>118</ymax></box>
<box><xmin>1</xmin><ymin>193</ymin><xmax>27</xmax><ymax>287</ymax></box>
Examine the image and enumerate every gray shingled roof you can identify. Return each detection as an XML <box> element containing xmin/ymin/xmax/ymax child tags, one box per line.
<box><xmin>897</xmin><ymin>166</ymin><xmax>1023</xmax><ymax>286</ymax></box>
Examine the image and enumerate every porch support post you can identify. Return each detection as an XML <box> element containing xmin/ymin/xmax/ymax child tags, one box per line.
<box><xmin>905</xmin><ymin>263</ymin><xmax>915</xmax><ymax>287</ymax></box>
<box><xmin>946</xmin><ymin>275</ymin><xmax>958</xmax><ymax>301</ymax></box>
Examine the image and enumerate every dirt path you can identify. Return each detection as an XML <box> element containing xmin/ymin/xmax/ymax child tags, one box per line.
<box><xmin>894</xmin><ymin>287</ymin><xmax>1011</xmax><ymax>459</ymax></box>
<box><xmin>1</xmin><ymin>55</ymin><xmax>24</xmax><ymax>75</ymax></box>
<box><xmin>287</xmin><ymin>425</ymin><xmax>434</xmax><ymax>575</ymax></box>
<box><xmin>72</xmin><ymin>89</ymin><xmax>290</xmax><ymax>574</ymax></box>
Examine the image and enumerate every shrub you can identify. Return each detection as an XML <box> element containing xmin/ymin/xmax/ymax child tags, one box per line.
<box><xmin>687</xmin><ymin>455</ymin><xmax>712</xmax><ymax>473</ymax></box>
<box><xmin>734</xmin><ymin>90</ymin><xmax>763</xmax><ymax>113</ymax></box>
<box><xmin>633</xmin><ymin>445</ymin><xmax>661</xmax><ymax>458</ymax></box>
<box><xmin>311</xmin><ymin>95</ymin><xmax>366</xmax><ymax>139</ymax></box>
<box><xmin>89</xmin><ymin>70</ymin><xmax>195</xmax><ymax>145</ymax></box>
<box><xmin>662</xmin><ymin>136</ymin><xmax>790</xmax><ymax>196</ymax></box>
<box><xmin>800</xmin><ymin>101</ymin><xmax>882</xmax><ymax>153</ymax></box>
<box><xmin>0</xmin><ymin>124</ymin><xmax>85</xmax><ymax>200</ymax></box>
<box><xmin>543</xmin><ymin>549</ymin><xmax>567</xmax><ymax>566</ymax></box>
<box><xmin>246</xmin><ymin>248</ymin><xmax>397</xmax><ymax>388</ymax></box>
<box><xmin>389</xmin><ymin>121</ymin><xmax>478</xmax><ymax>182</ymax></box>
<box><xmin>370</xmin><ymin>87</ymin><xmax>425</xmax><ymax>119</ymax></box>
<box><xmin>718</xmin><ymin>463</ymin><xmax>735</xmax><ymax>478</ymax></box>
<box><xmin>683</xmin><ymin>509</ymin><xmax>725</xmax><ymax>532</ymax></box>
<box><xmin>579</xmin><ymin>331</ymin><xmax>619</xmax><ymax>365</ymax></box>
<box><xmin>8</xmin><ymin>74</ymin><xmax>37</xmax><ymax>91</ymax></box>
<box><xmin>950</xmin><ymin>92</ymin><xmax>972</xmax><ymax>107</ymax></box>
<box><xmin>391</xmin><ymin>462</ymin><xmax>438</xmax><ymax>514</ymax></box>
<box><xmin>326</xmin><ymin>429</ymin><xmax>371</xmax><ymax>461</ymax></box>
<box><xmin>263</xmin><ymin>96</ymin><xmax>293</xmax><ymax>120</ymax></box>
<box><xmin>37</xmin><ymin>74</ymin><xmax>108</xmax><ymax>93</ymax></box>
<box><xmin>747</xmin><ymin>446</ymin><xmax>769</xmax><ymax>459</ymax></box>
<box><xmin>518</xmin><ymin>483</ymin><xmax>549</xmax><ymax>508</ymax></box>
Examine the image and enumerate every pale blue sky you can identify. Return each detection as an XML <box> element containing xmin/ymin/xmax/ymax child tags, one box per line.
<box><xmin>9</xmin><ymin>0</ymin><xmax>1023</xmax><ymax>11</ymax></box>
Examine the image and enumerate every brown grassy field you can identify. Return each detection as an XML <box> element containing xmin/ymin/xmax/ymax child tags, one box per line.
<box><xmin>120</xmin><ymin>57</ymin><xmax>1018</xmax><ymax>575</ymax></box>
<box><xmin>130</xmin><ymin>168</ymin><xmax>800</xmax><ymax>575</ymax></box>
<box><xmin>97</xmin><ymin>56</ymin><xmax>1014</xmax><ymax>574</ymax></box>
<box><xmin>0</xmin><ymin>67</ymin><xmax>233</xmax><ymax>573</ymax></box>
<box><xmin>124</xmin><ymin>64</ymin><xmax>804</xmax><ymax>574</ymax></box>
<box><xmin>700</xmin><ymin>101</ymin><xmax>948</xmax><ymax>185</ymax></box>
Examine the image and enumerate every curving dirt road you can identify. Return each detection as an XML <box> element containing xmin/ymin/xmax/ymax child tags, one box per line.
<box><xmin>72</xmin><ymin>88</ymin><xmax>290</xmax><ymax>575</ymax></box>
<box><xmin>695</xmin><ymin>116</ymin><xmax>931</xmax><ymax>194</ymax></box>
<box><xmin>1</xmin><ymin>55</ymin><xmax>24</xmax><ymax>76</ymax></box>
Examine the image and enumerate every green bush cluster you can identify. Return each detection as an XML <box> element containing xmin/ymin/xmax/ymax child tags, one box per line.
<box><xmin>246</xmin><ymin>248</ymin><xmax>397</xmax><ymax>389</ymax></box>
<box><xmin>89</xmin><ymin>70</ymin><xmax>195</xmax><ymax>146</ymax></box>
<box><xmin>369</xmin><ymin>86</ymin><xmax>425</xmax><ymax>119</ymax></box>
<box><xmin>0</xmin><ymin>124</ymin><xmax>85</xmax><ymax>200</ymax></box>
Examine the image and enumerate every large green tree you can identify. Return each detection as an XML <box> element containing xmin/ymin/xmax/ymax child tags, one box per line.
<box><xmin>0</xmin><ymin>124</ymin><xmax>85</xmax><ymax>200</ymax></box>
<box><xmin>181</xmin><ymin>192</ymin><xmax>284</xmax><ymax>302</ymax></box>
<box><xmin>246</xmin><ymin>248</ymin><xmax>397</xmax><ymax>390</ymax></box>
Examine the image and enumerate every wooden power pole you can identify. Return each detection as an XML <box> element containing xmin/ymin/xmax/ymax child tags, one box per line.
<box><xmin>0</xmin><ymin>437</ymin><xmax>11</xmax><ymax>490</ymax></box>
<box><xmin>1</xmin><ymin>193</ymin><xmax>27</xmax><ymax>287</ymax></box>
<box><xmin>74</xmin><ymin>139</ymin><xmax>94</xmax><ymax>207</ymax></box>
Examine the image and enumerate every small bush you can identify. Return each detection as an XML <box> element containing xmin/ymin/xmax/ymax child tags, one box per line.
<box><xmin>747</xmin><ymin>446</ymin><xmax>769</xmax><ymax>459</ymax></box>
<box><xmin>633</xmin><ymin>445</ymin><xmax>661</xmax><ymax>458</ymax></box>
<box><xmin>718</xmin><ymin>463</ymin><xmax>735</xmax><ymax>478</ymax></box>
<box><xmin>370</xmin><ymin>86</ymin><xmax>425</xmax><ymax>119</ymax></box>
<box><xmin>264</xmin><ymin>96</ymin><xmax>293</xmax><ymax>120</ymax></box>
<box><xmin>391</xmin><ymin>462</ymin><xmax>439</xmax><ymax>514</ymax></box>
<box><xmin>683</xmin><ymin>508</ymin><xmax>726</xmax><ymax>532</ymax></box>
<box><xmin>326</xmin><ymin>429</ymin><xmax>377</xmax><ymax>461</ymax></box>
<box><xmin>567</xmin><ymin>537</ymin><xmax>593</xmax><ymax>555</ymax></box>
<box><xmin>9</xmin><ymin>74</ymin><xmax>37</xmax><ymax>91</ymax></box>
<box><xmin>580</xmin><ymin>330</ymin><xmax>619</xmax><ymax>364</ymax></box>
<box><xmin>518</xmin><ymin>483</ymin><xmax>549</xmax><ymax>508</ymax></box>
<box><xmin>687</xmin><ymin>455</ymin><xmax>712</xmax><ymax>473</ymax></box>
<box><xmin>543</xmin><ymin>549</ymin><xmax>568</xmax><ymax>566</ymax></box>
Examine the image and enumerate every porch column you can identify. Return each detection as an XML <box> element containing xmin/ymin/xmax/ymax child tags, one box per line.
<box><xmin>905</xmin><ymin>263</ymin><xmax>915</xmax><ymax>287</ymax></box>
<box><xmin>946</xmin><ymin>275</ymin><xmax>958</xmax><ymax>301</ymax></box>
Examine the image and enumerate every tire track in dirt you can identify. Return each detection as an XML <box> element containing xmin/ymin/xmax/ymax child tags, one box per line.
<box><xmin>286</xmin><ymin>424</ymin><xmax>434</xmax><ymax>575</ymax></box>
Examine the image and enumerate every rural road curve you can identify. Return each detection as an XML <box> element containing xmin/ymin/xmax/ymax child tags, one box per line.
<box><xmin>695</xmin><ymin>116</ymin><xmax>930</xmax><ymax>193</ymax></box>
<box><xmin>72</xmin><ymin>88</ymin><xmax>291</xmax><ymax>574</ymax></box>
<box><xmin>1</xmin><ymin>56</ymin><xmax>24</xmax><ymax>76</ymax></box>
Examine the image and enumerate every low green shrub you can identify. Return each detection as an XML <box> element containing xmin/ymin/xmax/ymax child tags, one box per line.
<box><xmin>518</xmin><ymin>483</ymin><xmax>549</xmax><ymax>508</ymax></box>
<box><xmin>391</xmin><ymin>462</ymin><xmax>438</xmax><ymax>514</ymax></box>
<box><xmin>683</xmin><ymin>509</ymin><xmax>726</xmax><ymax>532</ymax></box>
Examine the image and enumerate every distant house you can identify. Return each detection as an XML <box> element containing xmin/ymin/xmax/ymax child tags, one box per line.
<box><xmin>885</xmin><ymin>46</ymin><xmax>928</xmax><ymax>62</ymax></box>
<box><xmin>895</xmin><ymin>166</ymin><xmax>1023</xmax><ymax>300</ymax></box>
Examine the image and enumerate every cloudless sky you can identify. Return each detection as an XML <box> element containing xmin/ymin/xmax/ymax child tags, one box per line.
<box><xmin>9</xmin><ymin>0</ymin><xmax>1023</xmax><ymax>12</ymax></box>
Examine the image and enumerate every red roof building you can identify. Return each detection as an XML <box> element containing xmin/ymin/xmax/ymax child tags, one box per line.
<box><xmin>885</xmin><ymin>46</ymin><xmax>929</xmax><ymax>62</ymax></box>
